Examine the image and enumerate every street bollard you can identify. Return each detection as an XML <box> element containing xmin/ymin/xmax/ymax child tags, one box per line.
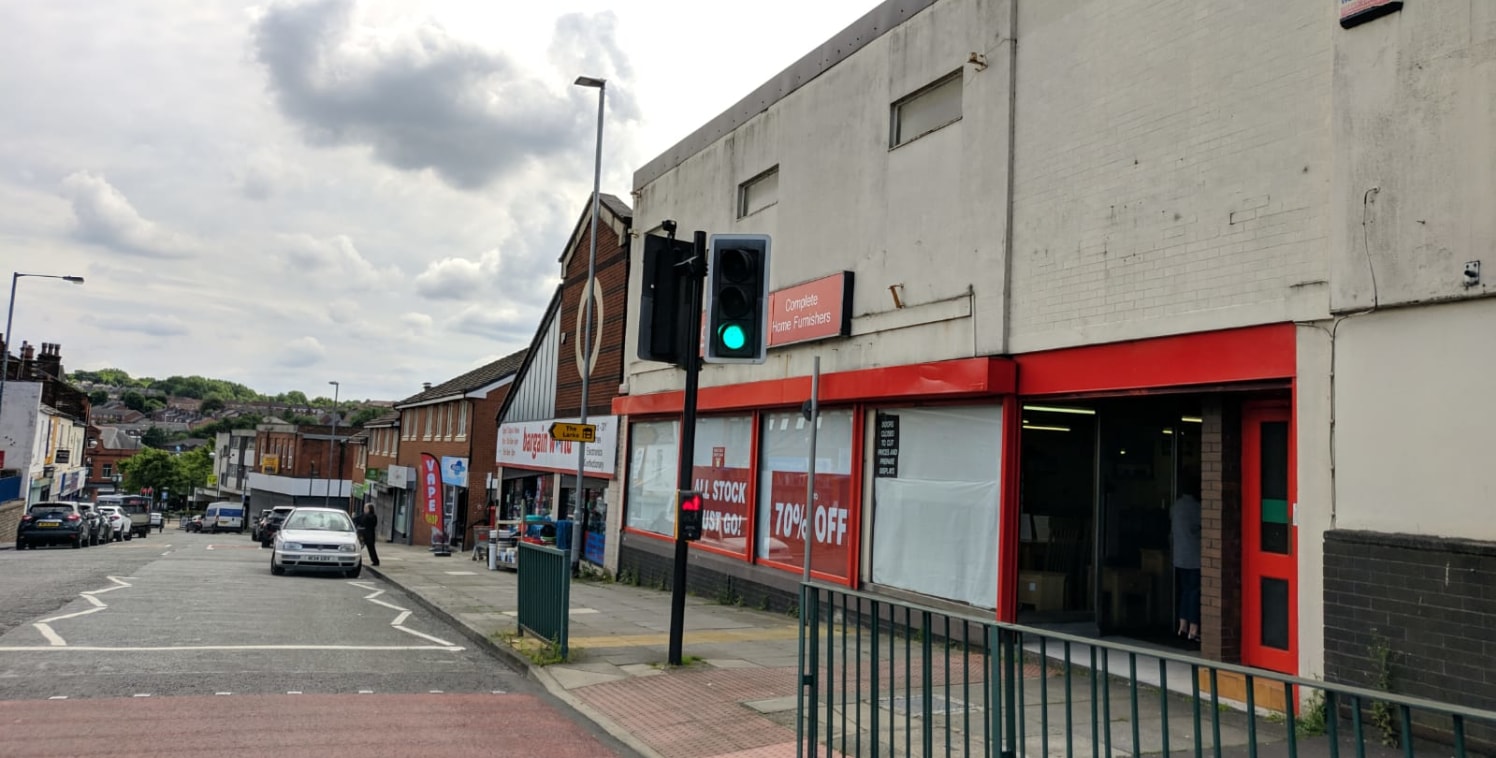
<box><xmin>488</xmin><ymin>527</ymin><xmax>498</xmax><ymax>571</ymax></box>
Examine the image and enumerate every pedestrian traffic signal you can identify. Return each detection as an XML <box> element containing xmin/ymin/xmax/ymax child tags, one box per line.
<box><xmin>638</xmin><ymin>233</ymin><xmax>696</xmax><ymax>366</ymax></box>
<box><xmin>677</xmin><ymin>489</ymin><xmax>703</xmax><ymax>541</ymax></box>
<box><xmin>704</xmin><ymin>234</ymin><xmax>770</xmax><ymax>364</ymax></box>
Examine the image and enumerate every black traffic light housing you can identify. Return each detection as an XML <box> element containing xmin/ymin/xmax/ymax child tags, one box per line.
<box><xmin>677</xmin><ymin>489</ymin><xmax>703</xmax><ymax>541</ymax></box>
<box><xmin>637</xmin><ymin>232</ymin><xmax>696</xmax><ymax>366</ymax></box>
<box><xmin>704</xmin><ymin>234</ymin><xmax>771</xmax><ymax>364</ymax></box>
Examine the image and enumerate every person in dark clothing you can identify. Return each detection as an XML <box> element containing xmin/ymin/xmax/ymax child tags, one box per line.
<box><xmin>357</xmin><ymin>503</ymin><xmax>380</xmax><ymax>566</ymax></box>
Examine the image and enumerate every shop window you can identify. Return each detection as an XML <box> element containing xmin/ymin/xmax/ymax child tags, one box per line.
<box><xmin>757</xmin><ymin>409</ymin><xmax>855</xmax><ymax>580</ymax></box>
<box><xmin>102</xmin><ymin>463</ymin><xmax>113</xmax><ymax>479</ymax></box>
<box><xmin>424</xmin><ymin>408</ymin><xmax>433</xmax><ymax>440</ymax></box>
<box><xmin>737</xmin><ymin>166</ymin><xmax>779</xmax><ymax>218</ymax></box>
<box><xmin>869</xmin><ymin>405</ymin><xmax>1003</xmax><ymax>609</ymax></box>
<box><xmin>626</xmin><ymin>420</ymin><xmax>680</xmax><ymax>536</ymax></box>
<box><xmin>891</xmin><ymin>71</ymin><xmax>962</xmax><ymax>148</ymax></box>
<box><xmin>689</xmin><ymin>415</ymin><xmax>755</xmax><ymax>556</ymax></box>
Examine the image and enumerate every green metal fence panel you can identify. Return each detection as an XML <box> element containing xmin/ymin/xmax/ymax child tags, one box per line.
<box><xmin>516</xmin><ymin>541</ymin><xmax>569</xmax><ymax>659</ymax></box>
<box><xmin>796</xmin><ymin>582</ymin><xmax>1496</xmax><ymax>757</ymax></box>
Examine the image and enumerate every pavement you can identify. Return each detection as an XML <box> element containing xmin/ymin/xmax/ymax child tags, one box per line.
<box><xmin>364</xmin><ymin>542</ymin><xmax>1380</xmax><ymax>758</ymax></box>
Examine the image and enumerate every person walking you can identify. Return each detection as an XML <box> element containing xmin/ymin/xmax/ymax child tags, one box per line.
<box><xmin>357</xmin><ymin>503</ymin><xmax>380</xmax><ymax>567</ymax></box>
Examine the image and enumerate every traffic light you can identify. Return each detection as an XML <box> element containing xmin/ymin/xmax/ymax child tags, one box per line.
<box><xmin>704</xmin><ymin>234</ymin><xmax>771</xmax><ymax>364</ymax></box>
<box><xmin>637</xmin><ymin>233</ymin><xmax>696</xmax><ymax>365</ymax></box>
<box><xmin>677</xmin><ymin>489</ymin><xmax>703</xmax><ymax>541</ymax></box>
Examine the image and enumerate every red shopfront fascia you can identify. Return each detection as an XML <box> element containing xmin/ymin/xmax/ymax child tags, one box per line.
<box><xmin>614</xmin><ymin>357</ymin><xmax>1017</xmax><ymax>586</ymax></box>
<box><xmin>1000</xmin><ymin>322</ymin><xmax>1298</xmax><ymax>620</ymax></box>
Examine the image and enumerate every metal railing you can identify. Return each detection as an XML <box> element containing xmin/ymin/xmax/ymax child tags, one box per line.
<box><xmin>796</xmin><ymin>583</ymin><xmax>1496</xmax><ymax>757</ymax></box>
<box><xmin>516</xmin><ymin>541</ymin><xmax>570</xmax><ymax>659</ymax></box>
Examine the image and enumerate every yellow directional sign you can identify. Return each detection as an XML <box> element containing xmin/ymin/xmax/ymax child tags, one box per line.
<box><xmin>549</xmin><ymin>422</ymin><xmax>597</xmax><ymax>443</ymax></box>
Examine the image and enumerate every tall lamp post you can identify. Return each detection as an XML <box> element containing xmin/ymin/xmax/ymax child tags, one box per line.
<box><xmin>2</xmin><ymin>272</ymin><xmax>84</xmax><ymax>415</ymax></box>
<box><xmin>571</xmin><ymin>75</ymin><xmax>605</xmax><ymax>569</ymax></box>
<box><xmin>324</xmin><ymin>380</ymin><xmax>340</xmax><ymax>508</ymax></box>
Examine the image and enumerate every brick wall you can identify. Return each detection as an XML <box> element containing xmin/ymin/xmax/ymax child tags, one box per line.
<box><xmin>1200</xmin><ymin>396</ymin><xmax>1242</xmax><ymax>663</ymax></box>
<box><xmin>1009</xmin><ymin>0</ymin><xmax>1330</xmax><ymax>349</ymax></box>
<box><xmin>617</xmin><ymin>534</ymin><xmax>802</xmax><ymax>616</ymax></box>
<box><xmin>555</xmin><ymin>216</ymin><xmax>629</xmax><ymax>420</ymax></box>
<box><xmin>0</xmin><ymin>499</ymin><xmax>22</xmax><ymax>544</ymax></box>
<box><xmin>1324</xmin><ymin>530</ymin><xmax>1496</xmax><ymax>748</ymax></box>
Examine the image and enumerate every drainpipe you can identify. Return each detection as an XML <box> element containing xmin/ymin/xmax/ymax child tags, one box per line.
<box><xmin>1000</xmin><ymin>0</ymin><xmax>1020</xmax><ymax>355</ymax></box>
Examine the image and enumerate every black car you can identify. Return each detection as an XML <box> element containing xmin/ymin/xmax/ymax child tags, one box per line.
<box><xmin>258</xmin><ymin>507</ymin><xmax>295</xmax><ymax>547</ymax></box>
<box><xmin>17</xmin><ymin>502</ymin><xmax>91</xmax><ymax>549</ymax></box>
<box><xmin>76</xmin><ymin>503</ymin><xmax>110</xmax><ymax>546</ymax></box>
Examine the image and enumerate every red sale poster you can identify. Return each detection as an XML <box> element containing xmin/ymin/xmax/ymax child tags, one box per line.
<box><xmin>690</xmin><ymin>466</ymin><xmax>753</xmax><ymax>556</ymax></box>
<box><xmin>765</xmin><ymin>471</ymin><xmax>854</xmax><ymax>581</ymax></box>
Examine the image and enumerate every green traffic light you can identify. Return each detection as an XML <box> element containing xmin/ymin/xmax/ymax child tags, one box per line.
<box><xmin>719</xmin><ymin>323</ymin><xmax>747</xmax><ymax>351</ymax></box>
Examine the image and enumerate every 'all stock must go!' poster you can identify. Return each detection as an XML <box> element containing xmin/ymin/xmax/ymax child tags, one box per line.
<box><xmin>691</xmin><ymin>466</ymin><xmax>753</xmax><ymax>555</ymax></box>
<box><xmin>765</xmin><ymin>471</ymin><xmax>854</xmax><ymax>580</ymax></box>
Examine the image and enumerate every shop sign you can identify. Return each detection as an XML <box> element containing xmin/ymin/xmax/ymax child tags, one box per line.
<box><xmin>691</xmin><ymin>466</ymin><xmax>753</xmax><ymax>555</ymax></box>
<box><xmin>767</xmin><ymin>272</ymin><xmax>853</xmax><ymax>348</ymax></box>
<box><xmin>874</xmin><ymin>413</ymin><xmax>900</xmax><ymax>478</ymax></box>
<box><xmin>440</xmin><ymin>456</ymin><xmax>469</xmax><ymax>488</ymax></box>
<box><xmin>1340</xmin><ymin>0</ymin><xmax>1402</xmax><ymax>28</ymax></box>
<box><xmin>420</xmin><ymin>454</ymin><xmax>442</xmax><ymax>528</ymax></box>
<box><xmin>366</xmin><ymin>467</ymin><xmax>385</xmax><ymax>484</ymax></box>
<box><xmin>763</xmin><ymin>471</ymin><xmax>854</xmax><ymax>581</ymax></box>
<box><xmin>387</xmin><ymin>465</ymin><xmax>410</xmax><ymax>489</ymax></box>
<box><xmin>498</xmin><ymin>415</ymin><xmax>618</xmax><ymax>477</ymax></box>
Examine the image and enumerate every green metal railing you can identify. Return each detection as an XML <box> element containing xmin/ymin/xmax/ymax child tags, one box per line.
<box><xmin>795</xmin><ymin>583</ymin><xmax>1496</xmax><ymax>757</ymax></box>
<box><xmin>516</xmin><ymin>541</ymin><xmax>570</xmax><ymax>658</ymax></box>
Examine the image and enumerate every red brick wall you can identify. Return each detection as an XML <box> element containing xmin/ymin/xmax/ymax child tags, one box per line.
<box><xmin>395</xmin><ymin>390</ymin><xmax>511</xmax><ymax>547</ymax></box>
<box><xmin>1201</xmin><ymin>396</ymin><xmax>1243</xmax><ymax>663</ymax></box>
<box><xmin>555</xmin><ymin>214</ymin><xmax>630</xmax><ymax>420</ymax></box>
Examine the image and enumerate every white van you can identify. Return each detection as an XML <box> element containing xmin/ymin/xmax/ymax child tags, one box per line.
<box><xmin>202</xmin><ymin>502</ymin><xmax>247</xmax><ymax>533</ymax></box>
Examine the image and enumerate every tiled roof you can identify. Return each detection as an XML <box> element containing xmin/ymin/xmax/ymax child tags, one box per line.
<box><xmin>98</xmin><ymin>427</ymin><xmax>143</xmax><ymax>451</ymax></box>
<box><xmin>396</xmin><ymin>349</ymin><xmax>528</xmax><ymax>407</ymax></box>
<box><xmin>363</xmin><ymin>412</ymin><xmax>401</xmax><ymax>427</ymax></box>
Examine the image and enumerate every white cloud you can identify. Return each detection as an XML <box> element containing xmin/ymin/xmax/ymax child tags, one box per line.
<box><xmin>277</xmin><ymin>336</ymin><xmax>327</xmax><ymax>367</ymax></box>
<box><xmin>448</xmin><ymin>303</ymin><xmax>533</xmax><ymax>342</ymax></box>
<box><xmin>59</xmin><ymin>171</ymin><xmax>197</xmax><ymax>258</ymax></box>
<box><xmin>401</xmin><ymin>312</ymin><xmax>433</xmax><ymax>332</ymax></box>
<box><xmin>80</xmin><ymin>313</ymin><xmax>191</xmax><ymax>337</ymax></box>
<box><xmin>413</xmin><ymin>248</ymin><xmax>499</xmax><ymax>300</ymax></box>
<box><xmin>277</xmin><ymin>233</ymin><xmax>401</xmax><ymax>287</ymax></box>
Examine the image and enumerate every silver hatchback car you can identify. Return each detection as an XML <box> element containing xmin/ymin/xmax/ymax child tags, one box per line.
<box><xmin>269</xmin><ymin>507</ymin><xmax>362</xmax><ymax>578</ymax></box>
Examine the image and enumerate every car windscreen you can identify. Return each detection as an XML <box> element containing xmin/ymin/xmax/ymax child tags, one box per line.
<box><xmin>282</xmin><ymin>512</ymin><xmax>354</xmax><ymax>532</ymax></box>
<box><xmin>27</xmin><ymin>504</ymin><xmax>73</xmax><ymax>515</ymax></box>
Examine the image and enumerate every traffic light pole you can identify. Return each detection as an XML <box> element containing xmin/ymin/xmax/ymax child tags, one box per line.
<box><xmin>667</xmin><ymin>228</ymin><xmax>707</xmax><ymax>667</ymax></box>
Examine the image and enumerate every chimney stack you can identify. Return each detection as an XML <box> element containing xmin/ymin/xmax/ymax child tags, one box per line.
<box><xmin>19</xmin><ymin>341</ymin><xmax>35</xmax><ymax>378</ymax></box>
<box><xmin>422</xmin><ymin>382</ymin><xmax>432</xmax><ymax>391</ymax></box>
<box><xmin>36</xmin><ymin>342</ymin><xmax>63</xmax><ymax>379</ymax></box>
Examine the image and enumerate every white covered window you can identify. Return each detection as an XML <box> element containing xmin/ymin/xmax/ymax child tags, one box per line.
<box><xmin>457</xmin><ymin>403</ymin><xmax>468</xmax><ymax>439</ymax></box>
<box><xmin>626</xmin><ymin>420</ymin><xmax>679</xmax><ymax>537</ymax></box>
<box><xmin>869</xmin><ymin>405</ymin><xmax>1003</xmax><ymax>608</ymax></box>
<box><xmin>690</xmin><ymin>415</ymin><xmax>755</xmax><ymax>556</ymax></box>
<box><xmin>891</xmin><ymin>72</ymin><xmax>962</xmax><ymax>147</ymax></box>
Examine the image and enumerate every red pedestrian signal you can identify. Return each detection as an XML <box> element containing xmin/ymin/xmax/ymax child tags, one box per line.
<box><xmin>677</xmin><ymin>489</ymin><xmax>703</xmax><ymax>542</ymax></box>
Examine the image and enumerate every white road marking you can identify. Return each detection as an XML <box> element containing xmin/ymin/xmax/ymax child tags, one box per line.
<box><xmin>287</xmin><ymin>691</ymin><xmax>303</xmax><ymax>695</ymax></box>
<box><xmin>48</xmin><ymin>696</ymin><xmax>67</xmax><ymax>700</ymax></box>
<box><xmin>443</xmin><ymin>571</ymin><xmax>477</xmax><ymax>576</ymax></box>
<box><xmin>33</xmin><ymin>576</ymin><xmax>134</xmax><ymax>646</ymax></box>
<box><xmin>428</xmin><ymin>690</ymin><xmax>443</xmax><ymax>694</ymax></box>
<box><xmin>358</xmin><ymin>690</ymin><xmax>373</xmax><ymax>694</ymax></box>
<box><xmin>215</xmin><ymin>692</ymin><xmax>231</xmax><ymax>696</ymax></box>
<box><xmin>133</xmin><ymin>693</ymin><xmax>151</xmax><ymax>698</ymax></box>
<box><xmin>0</xmin><ymin>644</ymin><xmax>464</xmax><ymax>652</ymax></box>
<box><xmin>346</xmin><ymin>581</ymin><xmax>455</xmax><ymax>648</ymax></box>
<box><xmin>160</xmin><ymin>551</ymin><xmax>172</xmax><ymax>556</ymax></box>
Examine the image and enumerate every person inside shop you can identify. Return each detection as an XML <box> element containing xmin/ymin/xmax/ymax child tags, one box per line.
<box><xmin>356</xmin><ymin>503</ymin><xmax>380</xmax><ymax>567</ymax></box>
<box><xmin>1171</xmin><ymin>490</ymin><xmax>1202</xmax><ymax>644</ymax></box>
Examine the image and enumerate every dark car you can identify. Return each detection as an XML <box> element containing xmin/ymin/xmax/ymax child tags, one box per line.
<box><xmin>76</xmin><ymin>503</ymin><xmax>110</xmax><ymax>546</ymax></box>
<box><xmin>258</xmin><ymin>507</ymin><xmax>296</xmax><ymax>547</ymax></box>
<box><xmin>17</xmin><ymin>502</ymin><xmax>91</xmax><ymax>549</ymax></box>
<box><xmin>184</xmin><ymin>515</ymin><xmax>204</xmax><ymax>533</ymax></box>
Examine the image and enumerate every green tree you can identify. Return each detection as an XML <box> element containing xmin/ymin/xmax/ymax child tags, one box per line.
<box><xmin>143</xmin><ymin>398</ymin><xmax>166</xmax><ymax>413</ymax></box>
<box><xmin>140</xmin><ymin>426</ymin><xmax>170</xmax><ymax>449</ymax></box>
<box><xmin>176</xmin><ymin>446</ymin><xmax>214</xmax><ymax>498</ymax></box>
<box><xmin>349</xmin><ymin>407</ymin><xmax>383</xmax><ymax>427</ymax></box>
<box><xmin>122</xmin><ymin>390</ymin><xmax>148</xmax><ymax>412</ymax></box>
<box><xmin>200</xmin><ymin>397</ymin><xmax>225</xmax><ymax>414</ymax></box>
<box><xmin>88</xmin><ymin>389</ymin><xmax>109</xmax><ymax>405</ymax></box>
<box><xmin>118</xmin><ymin>448</ymin><xmax>184</xmax><ymax>501</ymax></box>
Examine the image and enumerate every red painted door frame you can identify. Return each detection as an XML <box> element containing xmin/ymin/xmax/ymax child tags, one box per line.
<box><xmin>1241</xmin><ymin>401</ymin><xmax>1297</xmax><ymax>675</ymax></box>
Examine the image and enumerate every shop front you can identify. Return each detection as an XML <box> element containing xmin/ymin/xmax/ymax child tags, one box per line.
<box><xmin>1010</xmin><ymin>323</ymin><xmax>1298</xmax><ymax>673</ymax></box>
<box><xmin>386</xmin><ymin>464</ymin><xmax>412</xmax><ymax>544</ymax></box>
<box><xmin>613</xmin><ymin>357</ymin><xmax>1016</xmax><ymax>605</ymax></box>
<box><xmin>496</xmin><ymin>415</ymin><xmax>619</xmax><ymax>567</ymax></box>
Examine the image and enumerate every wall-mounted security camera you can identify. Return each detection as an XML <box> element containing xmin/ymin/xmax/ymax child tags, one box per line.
<box><xmin>1464</xmin><ymin>260</ymin><xmax>1481</xmax><ymax>288</ymax></box>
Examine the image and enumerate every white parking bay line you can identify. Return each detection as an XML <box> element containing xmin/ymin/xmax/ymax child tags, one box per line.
<box><xmin>443</xmin><ymin>571</ymin><xmax>477</xmax><ymax>576</ymax></box>
<box><xmin>287</xmin><ymin>691</ymin><xmax>302</xmax><ymax>695</ymax></box>
<box><xmin>133</xmin><ymin>694</ymin><xmax>150</xmax><ymax>698</ymax></box>
<box><xmin>48</xmin><ymin>696</ymin><xmax>67</xmax><ymax>700</ymax></box>
<box><xmin>358</xmin><ymin>690</ymin><xmax>373</xmax><ymax>695</ymax></box>
<box><xmin>215</xmin><ymin>692</ymin><xmax>231</xmax><ymax>696</ymax></box>
<box><xmin>0</xmin><ymin>644</ymin><xmax>464</xmax><ymax>652</ymax></box>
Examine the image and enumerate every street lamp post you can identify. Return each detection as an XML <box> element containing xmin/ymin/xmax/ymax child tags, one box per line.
<box><xmin>1</xmin><ymin>272</ymin><xmax>84</xmax><ymax>415</ymax></box>
<box><xmin>571</xmin><ymin>75</ymin><xmax>605</xmax><ymax>570</ymax></box>
<box><xmin>325</xmin><ymin>380</ymin><xmax>340</xmax><ymax>508</ymax></box>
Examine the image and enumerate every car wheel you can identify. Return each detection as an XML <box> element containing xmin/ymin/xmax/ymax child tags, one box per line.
<box><xmin>346</xmin><ymin>565</ymin><xmax>362</xmax><ymax>579</ymax></box>
<box><xmin>270</xmin><ymin>552</ymin><xmax>285</xmax><ymax>576</ymax></box>
<box><xmin>73</xmin><ymin>534</ymin><xmax>82</xmax><ymax>549</ymax></box>
<box><xmin>124</xmin><ymin>531</ymin><xmax>132</xmax><ymax>541</ymax></box>
<box><xmin>140</xmin><ymin>530</ymin><xmax>148</xmax><ymax>539</ymax></box>
<box><xmin>15</xmin><ymin>540</ymin><xmax>24</xmax><ymax>550</ymax></box>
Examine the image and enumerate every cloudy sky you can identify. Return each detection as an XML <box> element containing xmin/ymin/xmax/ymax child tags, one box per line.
<box><xmin>0</xmin><ymin>0</ymin><xmax>881</xmax><ymax>402</ymax></box>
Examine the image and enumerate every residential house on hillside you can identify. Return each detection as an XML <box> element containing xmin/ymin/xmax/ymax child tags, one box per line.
<box><xmin>393</xmin><ymin>351</ymin><xmax>525</xmax><ymax>550</ymax></box>
<box><xmin>85</xmin><ymin>424</ymin><xmax>143</xmax><ymax>499</ymax></box>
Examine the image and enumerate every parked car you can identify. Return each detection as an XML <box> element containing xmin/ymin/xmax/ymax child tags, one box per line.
<box><xmin>250</xmin><ymin>509</ymin><xmax>267</xmax><ymax>541</ymax></box>
<box><xmin>76</xmin><ymin>502</ymin><xmax>110</xmax><ymax>546</ymax></box>
<box><xmin>184</xmin><ymin>515</ymin><xmax>204</xmax><ymax>533</ymax></box>
<box><xmin>270</xmin><ymin>507</ymin><xmax>362</xmax><ymax>578</ymax></box>
<box><xmin>148</xmin><ymin>510</ymin><xmax>164</xmax><ymax>531</ymax></box>
<box><xmin>16</xmin><ymin>502</ymin><xmax>91</xmax><ymax>549</ymax></box>
<box><xmin>257</xmin><ymin>506</ymin><xmax>296</xmax><ymax>547</ymax></box>
<box><xmin>96</xmin><ymin>494</ymin><xmax>152</xmax><ymax>539</ymax></box>
<box><xmin>95</xmin><ymin>505</ymin><xmax>133</xmax><ymax>542</ymax></box>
